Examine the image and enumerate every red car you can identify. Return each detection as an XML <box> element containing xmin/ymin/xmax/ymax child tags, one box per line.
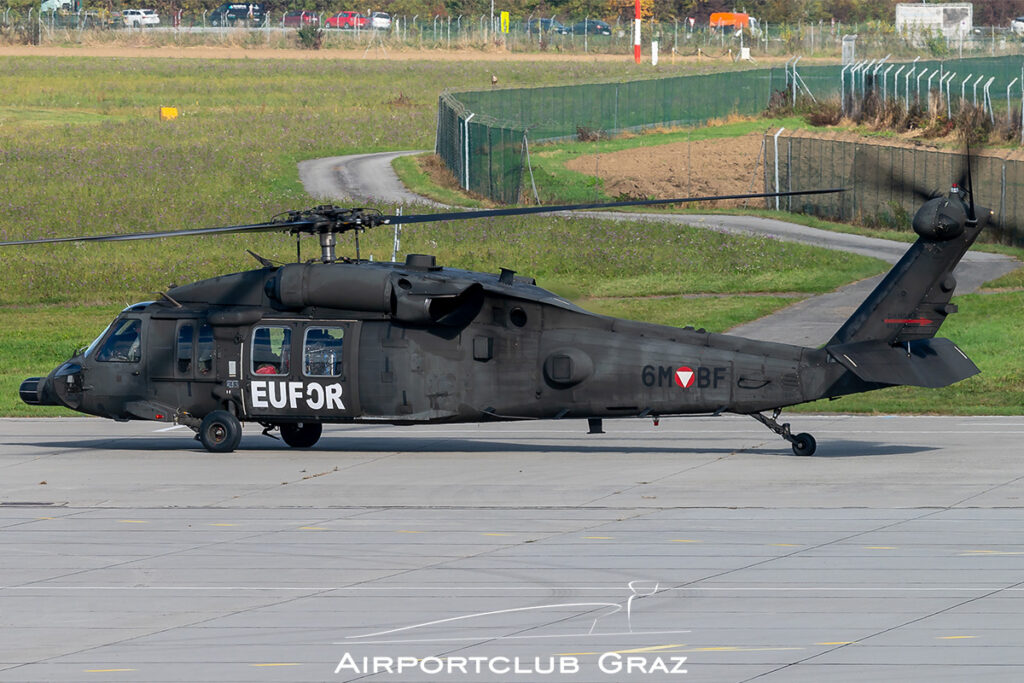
<box><xmin>324</xmin><ymin>11</ymin><xmax>367</xmax><ymax>28</ymax></box>
<box><xmin>283</xmin><ymin>10</ymin><xmax>318</xmax><ymax>27</ymax></box>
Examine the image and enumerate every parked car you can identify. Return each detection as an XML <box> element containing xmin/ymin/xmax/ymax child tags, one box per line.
<box><xmin>283</xmin><ymin>10</ymin><xmax>318</xmax><ymax>27</ymax></box>
<box><xmin>122</xmin><ymin>8</ymin><xmax>159</xmax><ymax>27</ymax></box>
<box><xmin>370</xmin><ymin>11</ymin><xmax>391</xmax><ymax>29</ymax></box>
<box><xmin>324</xmin><ymin>11</ymin><xmax>367</xmax><ymax>29</ymax></box>
<box><xmin>1013</xmin><ymin>16</ymin><xmax>1024</xmax><ymax>35</ymax></box>
<box><xmin>569</xmin><ymin>19</ymin><xmax>612</xmax><ymax>36</ymax></box>
<box><xmin>525</xmin><ymin>18</ymin><xmax>569</xmax><ymax>35</ymax></box>
<box><xmin>209</xmin><ymin>2</ymin><xmax>265</xmax><ymax>26</ymax></box>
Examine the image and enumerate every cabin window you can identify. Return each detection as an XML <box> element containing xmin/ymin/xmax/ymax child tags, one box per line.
<box><xmin>303</xmin><ymin>327</ymin><xmax>344</xmax><ymax>377</ymax></box>
<box><xmin>96</xmin><ymin>318</ymin><xmax>142</xmax><ymax>363</ymax></box>
<box><xmin>196</xmin><ymin>324</ymin><xmax>214</xmax><ymax>376</ymax></box>
<box><xmin>176</xmin><ymin>324</ymin><xmax>194</xmax><ymax>374</ymax></box>
<box><xmin>251</xmin><ymin>326</ymin><xmax>291</xmax><ymax>376</ymax></box>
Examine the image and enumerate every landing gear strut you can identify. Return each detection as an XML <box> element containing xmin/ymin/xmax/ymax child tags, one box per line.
<box><xmin>751</xmin><ymin>409</ymin><xmax>816</xmax><ymax>456</ymax></box>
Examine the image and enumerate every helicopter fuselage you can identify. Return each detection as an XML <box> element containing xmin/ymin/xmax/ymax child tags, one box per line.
<box><xmin>24</xmin><ymin>255</ymin><xmax>851</xmax><ymax>432</ymax></box>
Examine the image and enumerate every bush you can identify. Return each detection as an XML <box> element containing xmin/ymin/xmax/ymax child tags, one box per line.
<box><xmin>954</xmin><ymin>102</ymin><xmax>992</xmax><ymax>146</ymax></box>
<box><xmin>805</xmin><ymin>97</ymin><xmax>842</xmax><ymax>126</ymax></box>
<box><xmin>296</xmin><ymin>24</ymin><xmax>322</xmax><ymax>50</ymax></box>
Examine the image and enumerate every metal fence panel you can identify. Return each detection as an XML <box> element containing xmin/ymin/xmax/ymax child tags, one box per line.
<box><xmin>768</xmin><ymin>132</ymin><xmax>1022</xmax><ymax>246</ymax></box>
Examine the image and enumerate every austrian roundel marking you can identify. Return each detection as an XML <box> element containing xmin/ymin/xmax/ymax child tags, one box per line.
<box><xmin>674</xmin><ymin>366</ymin><xmax>696</xmax><ymax>389</ymax></box>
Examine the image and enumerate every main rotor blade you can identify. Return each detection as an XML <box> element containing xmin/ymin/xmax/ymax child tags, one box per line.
<box><xmin>385</xmin><ymin>188</ymin><xmax>846</xmax><ymax>225</ymax></box>
<box><xmin>0</xmin><ymin>220</ymin><xmax>314</xmax><ymax>247</ymax></box>
<box><xmin>0</xmin><ymin>187</ymin><xmax>845</xmax><ymax>248</ymax></box>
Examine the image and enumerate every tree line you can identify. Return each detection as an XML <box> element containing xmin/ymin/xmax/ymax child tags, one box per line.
<box><xmin>22</xmin><ymin>0</ymin><xmax>1024</xmax><ymax>28</ymax></box>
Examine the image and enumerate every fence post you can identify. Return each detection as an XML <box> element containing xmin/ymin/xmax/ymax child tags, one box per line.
<box><xmin>462</xmin><ymin>112</ymin><xmax>475</xmax><ymax>190</ymax></box>
<box><xmin>945</xmin><ymin>72</ymin><xmax>956</xmax><ymax>119</ymax></box>
<box><xmin>773</xmin><ymin>127</ymin><xmax>785</xmax><ymax>210</ymax></box>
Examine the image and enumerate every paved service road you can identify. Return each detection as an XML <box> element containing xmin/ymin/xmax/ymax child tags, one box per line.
<box><xmin>3</xmin><ymin>416</ymin><xmax>1024</xmax><ymax>682</ymax></box>
<box><xmin>299</xmin><ymin>152</ymin><xmax>1021</xmax><ymax>347</ymax></box>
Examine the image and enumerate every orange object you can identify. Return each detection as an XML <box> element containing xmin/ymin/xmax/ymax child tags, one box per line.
<box><xmin>709</xmin><ymin>12</ymin><xmax>750</xmax><ymax>29</ymax></box>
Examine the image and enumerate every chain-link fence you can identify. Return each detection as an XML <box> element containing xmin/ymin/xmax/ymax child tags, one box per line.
<box><xmin>9</xmin><ymin>9</ymin><xmax>1024</xmax><ymax>58</ymax></box>
<box><xmin>440</xmin><ymin>55</ymin><xmax>1024</xmax><ymax>206</ymax></box>
<box><xmin>439</xmin><ymin>68</ymin><xmax>784</xmax><ymax>203</ymax></box>
<box><xmin>764</xmin><ymin>132</ymin><xmax>1024</xmax><ymax>247</ymax></box>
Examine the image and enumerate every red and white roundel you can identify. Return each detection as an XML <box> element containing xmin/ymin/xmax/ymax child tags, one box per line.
<box><xmin>674</xmin><ymin>366</ymin><xmax>696</xmax><ymax>389</ymax></box>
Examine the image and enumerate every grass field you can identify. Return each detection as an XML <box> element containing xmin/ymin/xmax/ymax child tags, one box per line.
<box><xmin>0</xmin><ymin>55</ymin><xmax>1018</xmax><ymax>417</ymax></box>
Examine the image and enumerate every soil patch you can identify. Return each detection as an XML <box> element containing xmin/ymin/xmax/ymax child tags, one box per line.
<box><xmin>564</xmin><ymin>127</ymin><xmax>1024</xmax><ymax>205</ymax></box>
<box><xmin>565</xmin><ymin>132</ymin><xmax>766</xmax><ymax>206</ymax></box>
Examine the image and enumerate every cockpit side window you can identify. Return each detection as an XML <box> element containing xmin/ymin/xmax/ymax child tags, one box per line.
<box><xmin>176</xmin><ymin>323</ymin><xmax>194</xmax><ymax>375</ymax></box>
<box><xmin>303</xmin><ymin>327</ymin><xmax>344</xmax><ymax>377</ymax></box>
<box><xmin>251</xmin><ymin>326</ymin><xmax>291</xmax><ymax>376</ymax></box>
<box><xmin>196</xmin><ymin>324</ymin><xmax>214</xmax><ymax>376</ymax></box>
<box><xmin>96</xmin><ymin>319</ymin><xmax>142</xmax><ymax>363</ymax></box>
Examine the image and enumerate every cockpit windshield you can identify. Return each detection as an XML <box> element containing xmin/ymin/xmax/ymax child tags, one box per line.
<box><xmin>95</xmin><ymin>318</ymin><xmax>142</xmax><ymax>363</ymax></box>
<box><xmin>82</xmin><ymin>322</ymin><xmax>114</xmax><ymax>358</ymax></box>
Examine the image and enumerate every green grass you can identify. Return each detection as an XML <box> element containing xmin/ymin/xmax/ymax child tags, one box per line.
<box><xmin>0</xmin><ymin>305</ymin><xmax>123</xmax><ymax>417</ymax></box>
<box><xmin>391</xmin><ymin>154</ymin><xmax>490</xmax><ymax>208</ymax></box>
<box><xmin>0</xmin><ymin>55</ymin><xmax>1019</xmax><ymax>416</ymax></box>
<box><xmin>792</xmin><ymin>292</ymin><xmax>1024</xmax><ymax>415</ymax></box>
<box><xmin>0</xmin><ymin>106</ymin><xmax>123</xmax><ymax>125</ymax></box>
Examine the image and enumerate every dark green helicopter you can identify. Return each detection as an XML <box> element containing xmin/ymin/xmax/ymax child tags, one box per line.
<box><xmin>5</xmin><ymin>180</ymin><xmax>987</xmax><ymax>456</ymax></box>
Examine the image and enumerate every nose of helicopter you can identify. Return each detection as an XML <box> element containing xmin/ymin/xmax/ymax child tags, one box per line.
<box><xmin>20</xmin><ymin>375</ymin><xmax>57</xmax><ymax>406</ymax></box>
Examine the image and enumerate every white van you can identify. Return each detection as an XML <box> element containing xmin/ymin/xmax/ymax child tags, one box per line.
<box><xmin>122</xmin><ymin>8</ymin><xmax>160</xmax><ymax>26</ymax></box>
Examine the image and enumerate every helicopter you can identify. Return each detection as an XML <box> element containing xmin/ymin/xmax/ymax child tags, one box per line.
<box><xmin>6</xmin><ymin>179</ymin><xmax>988</xmax><ymax>456</ymax></box>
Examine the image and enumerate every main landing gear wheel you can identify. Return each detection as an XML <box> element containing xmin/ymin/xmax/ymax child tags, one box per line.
<box><xmin>750</xmin><ymin>410</ymin><xmax>817</xmax><ymax>457</ymax></box>
<box><xmin>199</xmin><ymin>410</ymin><xmax>242</xmax><ymax>453</ymax></box>
<box><xmin>280</xmin><ymin>422</ymin><xmax>323</xmax><ymax>448</ymax></box>
<box><xmin>790</xmin><ymin>432</ymin><xmax>817</xmax><ymax>457</ymax></box>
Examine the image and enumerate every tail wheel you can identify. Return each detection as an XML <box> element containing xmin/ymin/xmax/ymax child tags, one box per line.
<box><xmin>791</xmin><ymin>433</ymin><xmax>817</xmax><ymax>457</ymax></box>
<box><xmin>199</xmin><ymin>410</ymin><xmax>242</xmax><ymax>453</ymax></box>
<box><xmin>280</xmin><ymin>422</ymin><xmax>323</xmax><ymax>448</ymax></box>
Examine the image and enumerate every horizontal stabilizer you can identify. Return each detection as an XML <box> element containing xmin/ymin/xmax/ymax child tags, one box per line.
<box><xmin>827</xmin><ymin>338</ymin><xmax>979</xmax><ymax>389</ymax></box>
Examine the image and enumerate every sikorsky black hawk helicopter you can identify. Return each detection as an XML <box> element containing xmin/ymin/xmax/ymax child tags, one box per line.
<box><xmin>6</xmin><ymin>181</ymin><xmax>988</xmax><ymax>456</ymax></box>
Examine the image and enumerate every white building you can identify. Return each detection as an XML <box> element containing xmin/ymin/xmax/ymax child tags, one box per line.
<box><xmin>896</xmin><ymin>3</ymin><xmax>972</xmax><ymax>39</ymax></box>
